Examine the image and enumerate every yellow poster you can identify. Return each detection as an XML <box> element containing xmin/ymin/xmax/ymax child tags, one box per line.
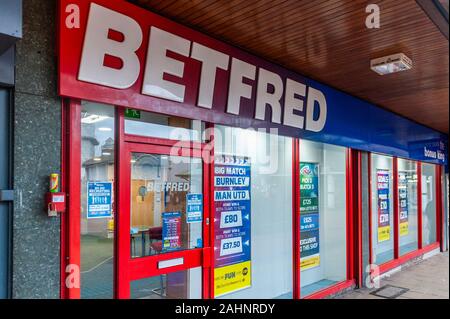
<box><xmin>300</xmin><ymin>255</ymin><xmax>320</xmax><ymax>270</ymax></box>
<box><xmin>214</xmin><ymin>261</ymin><xmax>251</xmax><ymax>297</ymax></box>
<box><xmin>378</xmin><ymin>225</ymin><xmax>390</xmax><ymax>242</ymax></box>
<box><xmin>399</xmin><ymin>222</ymin><xmax>409</xmax><ymax>236</ymax></box>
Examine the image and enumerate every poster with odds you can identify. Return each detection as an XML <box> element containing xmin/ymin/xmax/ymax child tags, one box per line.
<box><xmin>299</xmin><ymin>162</ymin><xmax>320</xmax><ymax>270</ymax></box>
<box><xmin>377</xmin><ymin>169</ymin><xmax>391</xmax><ymax>242</ymax></box>
<box><xmin>398</xmin><ymin>171</ymin><xmax>409</xmax><ymax>236</ymax></box>
<box><xmin>162</xmin><ymin>212</ymin><xmax>182</xmax><ymax>252</ymax></box>
<box><xmin>213</xmin><ymin>155</ymin><xmax>251</xmax><ymax>297</ymax></box>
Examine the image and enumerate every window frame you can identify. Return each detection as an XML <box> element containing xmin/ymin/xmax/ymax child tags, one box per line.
<box><xmin>367</xmin><ymin>153</ymin><xmax>442</xmax><ymax>279</ymax></box>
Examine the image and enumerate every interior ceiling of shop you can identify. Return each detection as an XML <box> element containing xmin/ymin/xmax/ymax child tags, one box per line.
<box><xmin>134</xmin><ymin>0</ymin><xmax>449</xmax><ymax>134</ymax></box>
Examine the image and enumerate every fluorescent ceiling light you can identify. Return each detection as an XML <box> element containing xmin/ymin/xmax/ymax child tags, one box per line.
<box><xmin>98</xmin><ymin>127</ymin><xmax>112</xmax><ymax>132</ymax></box>
<box><xmin>81</xmin><ymin>114</ymin><xmax>109</xmax><ymax>124</ymax></box>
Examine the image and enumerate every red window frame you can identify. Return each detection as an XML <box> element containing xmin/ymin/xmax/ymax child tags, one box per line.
<box><xmin>61</xmin><ymin>101</ymin><xmax>215</xmax><ymax>299</ymax></box>
<box><xmin>294</xmin><ymin>140</ymin><xmax>357</xmax><ymax>299</ymax></box>
<box><xmin>116</xmin><ymin>108</ymin><xmax>213</xmax><ymax>299</ymax></box>
<box><xmin>62</xmin><ymin>99</ymin><xmax>444</xmax><ymax>299</ymax></box>
<box><xmin>367</xmin><ymin>154</ymin><xmax>443</xmax><ymax>278</ymax></box>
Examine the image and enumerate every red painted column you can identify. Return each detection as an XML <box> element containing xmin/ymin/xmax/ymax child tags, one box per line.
<box><xmin>393</xmin><ymin>158</ymin><xmax>399</xmax><ymax>259</ymax></box>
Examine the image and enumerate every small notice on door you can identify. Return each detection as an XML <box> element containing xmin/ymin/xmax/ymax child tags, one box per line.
<box><xmin>87</xmin><ymin>182</ymin><xmax>112</xmax><ymax>219</ymax></box>
<box><xmin>186</xmin><ymin>193</ymin><xmax>203</xmax><ymax>223</ymax></box>
<box><xmin>162</xmin><ymin>212</ymin><xmax>182</xmax><ymax>252</ymax></box>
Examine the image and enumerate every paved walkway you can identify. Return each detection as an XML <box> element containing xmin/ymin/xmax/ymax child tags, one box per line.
<box><xmin>338</xmin><ymin>252</ymin><xmax>449</xmax><ymax>299</ymax></box>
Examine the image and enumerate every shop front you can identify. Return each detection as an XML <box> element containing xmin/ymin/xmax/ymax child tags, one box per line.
<box><xmin>58</xmin><ymin>0</ymin><xmax>448</xmax><ymax>299</ymax></box>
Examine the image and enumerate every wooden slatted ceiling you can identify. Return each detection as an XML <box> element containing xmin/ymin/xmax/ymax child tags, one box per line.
<box><xmin>135</xmin><ymin>0</ymin><xmax>449</xmax><ymax>133</ymax></box>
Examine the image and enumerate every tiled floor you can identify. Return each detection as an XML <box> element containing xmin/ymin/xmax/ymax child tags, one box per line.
<box><xmin>337</xmin><ymin>252</ymin><xmax>449</xmax><ymax>299</ymax></box>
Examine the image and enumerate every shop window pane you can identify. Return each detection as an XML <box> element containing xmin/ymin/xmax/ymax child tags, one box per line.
<box><xmin>80</xmin><ymin>101</ymin><xmax>115</xmax><ymax>299</ymax></box>
<box><xmin>124</xmin><ymin>109</ymin><xmax>204</xmax><ymax>141</ymax></box>
<box><xmin>422</xmin><ymin>163</ymin><xmax>437</xmax><ymax>246</ymax></box>
<box><xmin>130</xmin><ymin>267</ymin><xmax>202</xmax><ymax>299</ymax></box>
<box><xmin>398</xmin><ymin>159</ymin><xmax>418</xmax><ymax>256</ymax></box>
<box><xmin>213</xmin><ymin>126</ymin><xmax>293</xmax><ymax>299</ymax></box>
<box><xmin>299</xmin><ymin>140</ymin><xmax>347</xmax><ymax>297</ymax></box>
<box><xmin>371</xmin><ymin>154</ymin><xmax>394</xmax><ymax>265</ymax></box>
<box><xmin>130</xmin><ymin>154</ymin><xmax>203</xmax><ymax>258</ymax></box>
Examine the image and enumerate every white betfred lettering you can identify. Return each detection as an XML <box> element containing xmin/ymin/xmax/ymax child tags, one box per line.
<box><xmin>191</xmin><ymin>42</ymin><xmax>229</xmax><ymax>109</ymax></box>
<box><xmin>226</xmin><ymin>58</ymin><xmax>256</xmax><ymax>115</ymax></box>
<box><xmin>255</xmin><ymin>68</ymin><xmax>283</xmax><ymax>124</ymax></box>
<box><xmin>77</xmin><ymin>7</ymin><xmax>328</xmax><ymax>132</ymax></box>
<box><xmin>283</xmin><ymin>78</ymin><xmax>306</xmax><ymax>129</ymax></box>
<box><xmin>142</xmin><ymin>27</ymin><xmax>191</xmax><ymax>102</ymax></box>
<box><xmin>305</xmin><ymin>87</ymin><xmax>327</xmax><ymax>132</ymax></box>
<box><xmin>78</xmin><ymin>3</ymin><xmax>142</xmax><ymax>89</ymax></box>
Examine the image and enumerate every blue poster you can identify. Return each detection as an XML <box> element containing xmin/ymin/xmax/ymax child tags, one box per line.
<box><xmin>213</xmin><ymin>155</ymin><xmax>252</xmax><ymax>296</ymax></box>
<box><xmin>162</xmin><ymin>212</ymin><xmax>182</xmax><ymax>252</ymax></box>
<box><xmin>214</xmin><ymin>155</ymin><xmax>251</xmax><ymax>268</ymax></box>
<box><xmin>299</xmin><ymin>162</ymin><xmax>320</xmax><ymax>270</ymax></box>
<box><xmin>87</xmin><ymin>182</ymin><xmax>112</xmax><ymax>219</ymax></box>
<box><xmin>398</xmin><ymin>171</ymin><xmax>409</xmax><ymax>236</ymax></box>
<box><xmin>186</xmin><ymin>193</ymin><xmax>203</xmax><ymax>223</ymax></box>
<box><xmin>377</xmin><ymin>169</ymin><xmax>391</xmax><ymax>242</ymax></box>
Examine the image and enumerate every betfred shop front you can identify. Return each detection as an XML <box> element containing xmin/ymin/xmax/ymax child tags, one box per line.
<box><xmin>58</xmin><ymin>0</ymin><xmax>448</xmax><ymax>299</ymax></box>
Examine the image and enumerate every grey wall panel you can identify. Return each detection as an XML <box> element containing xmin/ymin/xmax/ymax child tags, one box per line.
<box><xmin>12</xmin><ymin>0</ymin><xmax>61</xmax><ymax>299</ymax></box>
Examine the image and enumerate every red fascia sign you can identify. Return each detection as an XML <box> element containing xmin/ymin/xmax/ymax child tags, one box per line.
<box><xmin>59</xmin><ymin>0</ymin><xmax>327</xmax><ymax>133</ymax></box>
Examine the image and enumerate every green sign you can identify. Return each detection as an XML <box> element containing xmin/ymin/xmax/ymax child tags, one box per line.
<box><xmin>300</xmin><ymin>163</ymin><xmax>319</xmax><ymax>212</ymax></box>
<box><xmin>124</xmin><ymin>108</ymin><xmax>141</xmax><ymax>119</ymax></box>
<box><xmin>299</xmin><ymin>162</ymin><xmax>320</xmax><ymax>270</ymax></box>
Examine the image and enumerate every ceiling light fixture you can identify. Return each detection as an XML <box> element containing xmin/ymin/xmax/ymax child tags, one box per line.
<box><xmin>370</xmin><ymin>53</ymin><xmax>412</xmax><ymax>75</ymax></box>
<box><xmin>81</xmin><ymin>114</ymin><xmax>109</xmax><ymax>124</ymax></box>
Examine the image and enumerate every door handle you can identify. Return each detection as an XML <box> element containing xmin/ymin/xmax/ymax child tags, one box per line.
<box><xmin>0</xmin><ymin>190</ymin><xmax>14</xmax><ymax>202</ymax></box>
<box><xmin>158</xmin><ymin>257</ymin><xmax>184</xmax><ymax>269</ymax></box>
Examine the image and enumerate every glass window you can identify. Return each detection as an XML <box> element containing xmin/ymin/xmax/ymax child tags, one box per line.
<box><xmin>299</xmin><ymin>140</ymin><xmax>347</xmax><ymax>297</ymax></box>
<box><xmin>213</xmin><ymin>126</ymin><xmax>293</xmax><ymax>299</ymax></box>
<box><xmin>422</xmin><ymin>163</ymin><xmax>437</xmax><ymax>246</ymax></box>
<box><xmin>398</xmin><ymin>159</ymin><xmax>418</xmax><ymax>256</ymax></box>
<box><xmin>371</xmin><ymin>154</ymin><xmax>394</xmax><ymax>265</ymax></box>
<box><xmin>130</xmin><ymin>153</ymin><xmax>203</xmax><ymax>258</ymax></box>
<box><xmin>124</xmin><ymin>109</ymin><xmax>204</xmax><ymax>142</ymax></box>
<box><xmin>130</xmin><ymin>267</ymin><xmax>202</xmax><ymax>299</ymax></box>
<box><xmin>80</xmin><ymin>101</ymin><xmax>115</xmax><ymax>299</ymax></box>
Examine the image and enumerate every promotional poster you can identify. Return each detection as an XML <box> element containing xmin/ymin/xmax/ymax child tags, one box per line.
<box><xmin>377</xmin><ymin>170</ymin><xmax>391</xmax><ymax>242</ymax></box>
<box><xmin>213</xmin><ymin>155</ymin><xmax>251</xmax><ymax>297</ymax></box>
<box><xmin>299</xmin><ymin>162</ymin><xmax>320</xmax><ymax>270</ymax></box>
<box><xmin>186</xmin><ymin>193</ymin><xmax>203</xmax><ymax>223</ymax></box>
<box><xmin>162</xmin><ymin>212</ymin><xmax>182</xmax><ymax>252</ymax></box>
<box><xmin>86</xmin><ymin>182</ymin><xmax>113</xmax><ymax>219</ymax></box>
<box><xmin>398</xmin><ymin>171</ymin><xmax>409</xmax><ymax>237</ymax></box>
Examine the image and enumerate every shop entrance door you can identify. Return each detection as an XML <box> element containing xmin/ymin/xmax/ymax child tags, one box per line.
<box><xmin>116</xmin><ymin>140</ymin><xmax>211</xmax><ymax>299</ymax></box>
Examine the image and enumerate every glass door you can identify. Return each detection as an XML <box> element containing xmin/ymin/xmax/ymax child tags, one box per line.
<box><xmin>116</xmin><ymin>142</ymin><xmax>210</xmax><ymax>299</ymax></box>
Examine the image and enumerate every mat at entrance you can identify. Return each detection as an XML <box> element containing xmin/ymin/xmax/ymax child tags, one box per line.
<box><xmin>370</xmin><ymin>285</ymin><xmax>409</xmax><ymax>299</ymax></box>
